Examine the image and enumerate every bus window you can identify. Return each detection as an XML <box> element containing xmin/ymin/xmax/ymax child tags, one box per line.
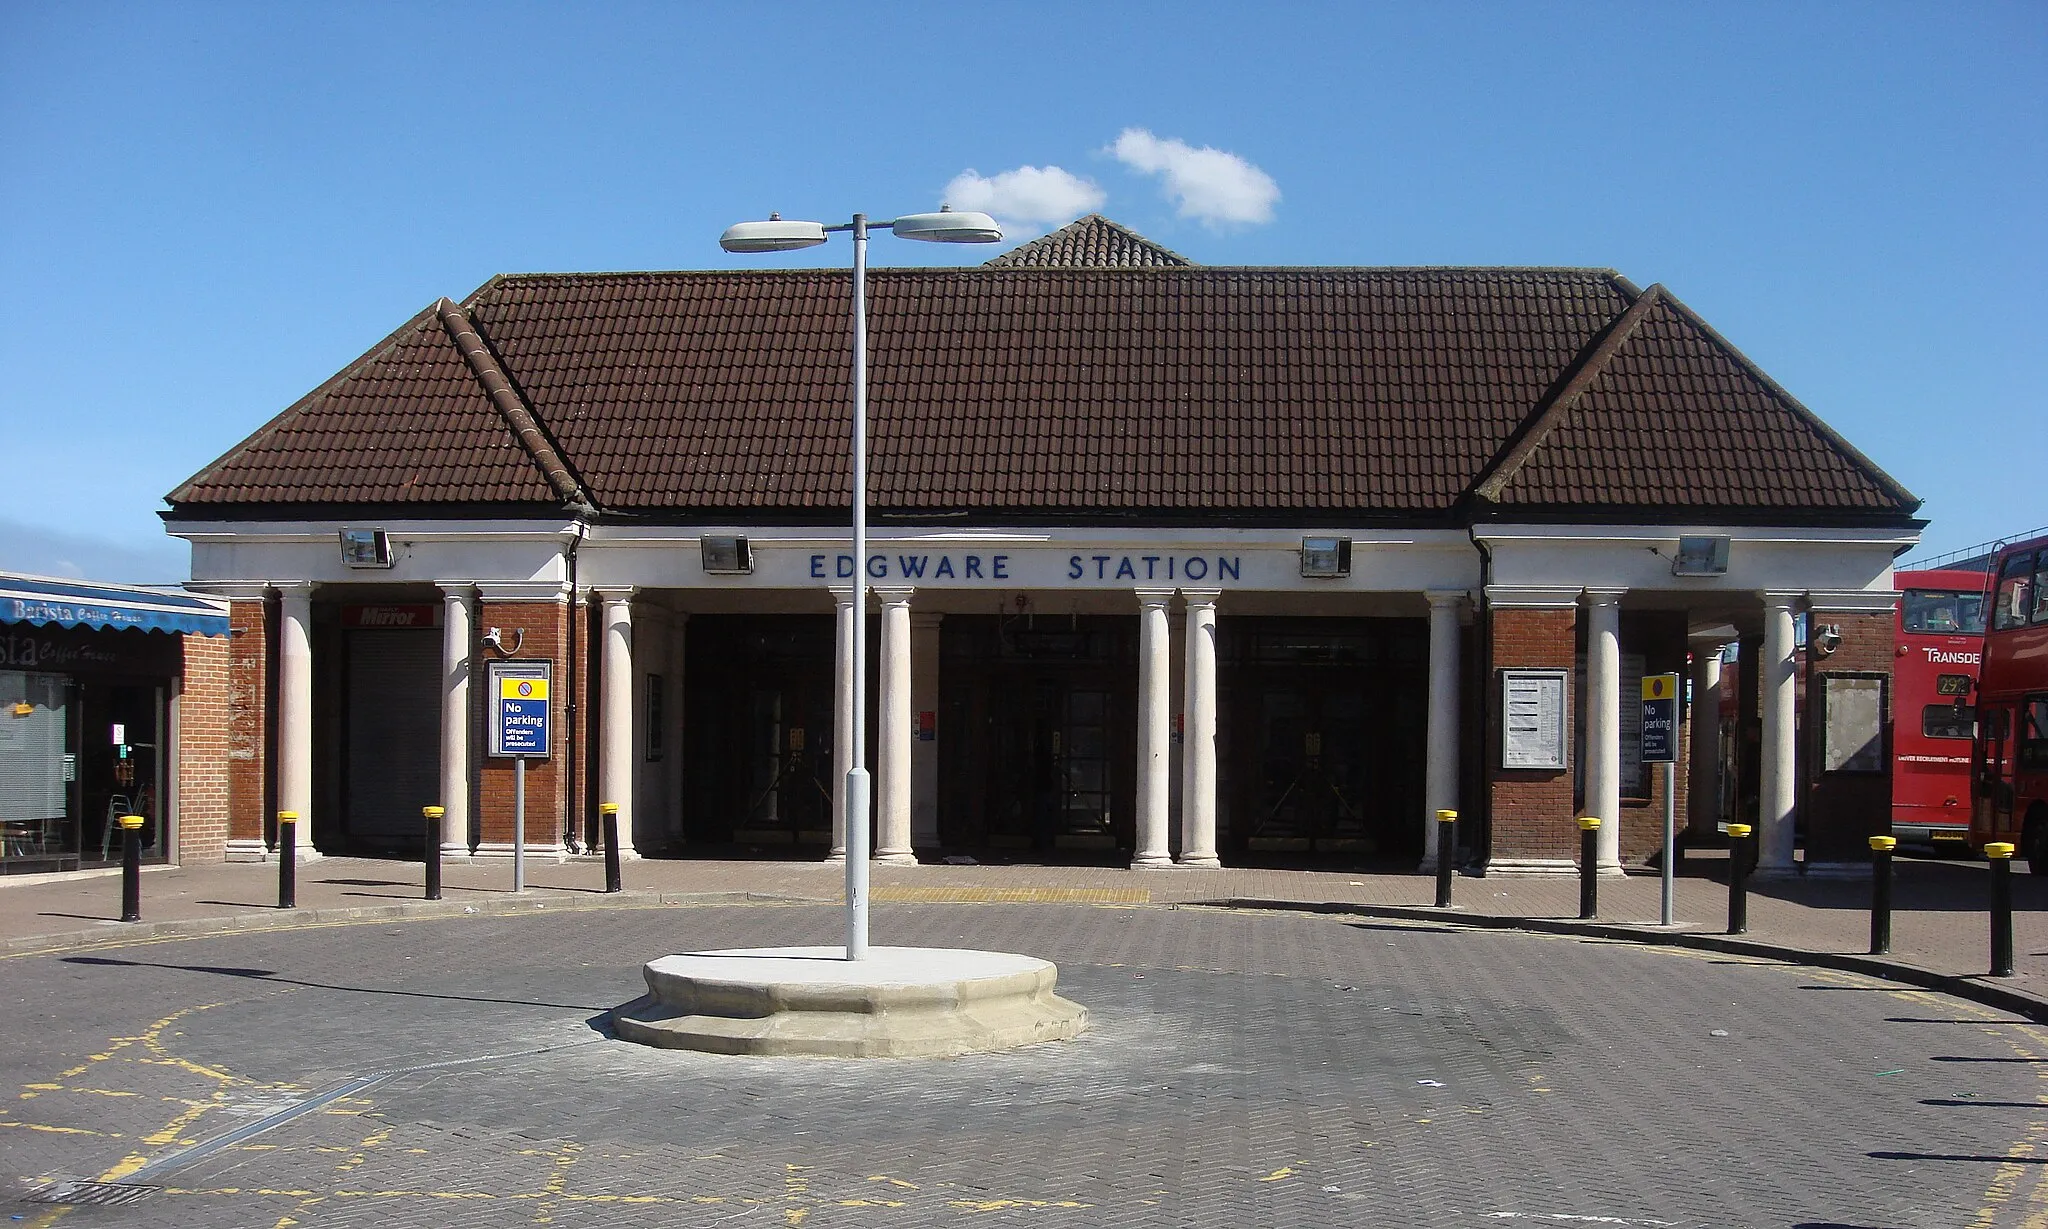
<box><xmin>1903</xmin><ymin>589</ymin><xmax>1987</xmax><ymax>634</ymax></box>
<box><xmin>2035</xmin><ymin>558</ymin><xmax>2048</xmax><ymax>624</ymax></box>
<box><xmin>2023</xmin><ymin>697</ymin><xmax>2048</xmax><ymax>773</ymax></box>
<box><xmin>1994</xmin><ymin>550</ymin><xmax>2034</xmax><ymax>631</ymax></box>
<box><xmin>1923</xmin><ymin>704</ymin><xmax>1975</xmax><ymax>740</ymax></box>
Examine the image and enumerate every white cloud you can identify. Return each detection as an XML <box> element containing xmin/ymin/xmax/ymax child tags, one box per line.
<box><xmin>1107</xmin><ymin>128</ymin><xmax>1279</xmax><ymax>226</ymax></box>
<box><xmin>941</xmin><ymin>165</ymin><xmax>1106</xmax><ymax>227</ymax></box>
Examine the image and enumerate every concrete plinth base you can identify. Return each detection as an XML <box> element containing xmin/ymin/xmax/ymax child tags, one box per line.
<box><xmin>611</xmin><ymin>946</ymin><xmax>1088</xmax><ymax>1058</ymax></box>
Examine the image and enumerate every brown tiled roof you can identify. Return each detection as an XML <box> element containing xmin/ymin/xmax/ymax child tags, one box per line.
<box><xmin>167</xmin><ymin>304</ymin><xmax>562</xmax><ymax>507</ymax></box>
<box><xmin>1475</xmin><ymin>287</ymin><xmax>1916</xmax><ymax>513</ymax></box>
<box><xmin>167</xmin><ymin>260</ymin><xmax>1918</xmax><ymax>524</ymax></box>
<box><xmin>983</xmin><ymin>215</ymin><xmax>1195</xmax><ymax>268</ymax></box>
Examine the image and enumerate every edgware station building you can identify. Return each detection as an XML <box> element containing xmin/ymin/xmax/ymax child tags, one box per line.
<box><xmin>163</xmin><ymin>217</ymin><xmax>1922</xmax><ymax>878</ymax></box>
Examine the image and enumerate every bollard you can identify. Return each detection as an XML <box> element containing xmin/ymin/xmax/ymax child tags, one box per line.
<box><xmin>601</xmin><ymin>802</ymin><xmax>623</xmax><ymax>894</ymax></box>
<box><xmin>1988</xmin><ymin>842</ymin><xmax>2016</xmax><ymax>978</ymax></box>
<box><xmin>119</xmin><ymin>814</ymin><xmax>144</xmax><ymax>922</ymax></box>
<box><xmin>422</xmin><ymin>806</ymin><xmax>445</xmax><ymax>901</ymax></box>
<box><xmin>1868</xmin><ymin>835</ymin><xmax>1895</xmax><ymax>955</ymax></box>
<box><xmin>1726</xmin><ymin>823</ymin><xmax>1753</xmax><ymax>935</ymax></box>
<box><xmin>1578</xmin><ymin>817</ymin><xmax>1601</xmax><ymax>919</ymax></box>
<box><xmin>1434</xmin><ymin>809</ymin><xmax>1457</xmax><ymax>908</ymax></box>
<box><xmin>276</xmin><ymin>811</ymin><xmax>298</xmax><ymax>910</ymax></box>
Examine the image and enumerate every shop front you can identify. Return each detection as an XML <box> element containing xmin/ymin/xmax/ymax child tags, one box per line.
<box><xmin>0</xmin><ymin>574</ymin><xmax>229</xmax><ymax>874</ymax></box>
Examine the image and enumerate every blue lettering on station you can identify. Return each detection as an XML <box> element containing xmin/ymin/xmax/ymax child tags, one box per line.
<box><xmin>810</xmin><ymin>552</ymin><xmax>1243</xmax><ymax>584</ymax></box>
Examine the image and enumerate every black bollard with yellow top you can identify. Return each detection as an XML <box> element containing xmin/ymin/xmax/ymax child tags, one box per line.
<box><xmin>118</xmin><ymin>814</ymin><xmax>144</xmax><ymax>922</ymax></box>
<box><xmin>276</xmin><ymin>811</ymin><xmax>298</xmax><ymax>910</ymax></box>
<box><xmin>422</xmin><ymin>806</ymin><xmax>444</xmax><ymax>901</ymax></box>
<box><xmin>601</xmin><ymin>802</ymin><xmax>623</xmax><ymax>894</ymax></box>
<box><xmin>1434</xmin><ymin>810</ymin><xmax>1457</xmax><ymax>908</ymax></box>
<box><xmin>1578</xmin><ymin>816</ymin><xmax>1601</xmax><ymax>919</ymax></box>
<box><xmin>1726</xmin><ymin>822</ymin><xmax>1753</xmax><ymax>935</ymax></box>
<box><xmin>1987</xmin><ymin>841</ymin><xmax>2016</xmax><ymax>978</ymax></box>
<box><xmin>1868</xmin><ymin>835</ymin><xmax>1895</xmax><ymax>955</ymax></box>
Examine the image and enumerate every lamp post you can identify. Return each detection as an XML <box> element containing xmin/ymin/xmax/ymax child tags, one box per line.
<box><xmin>720</xmin><ymin>207</ymin><xmax>1002</xmax><ymax>959</ymax></box>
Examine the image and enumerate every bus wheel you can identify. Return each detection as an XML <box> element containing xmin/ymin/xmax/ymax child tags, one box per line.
<box><xmin>2026</xmin><ymin>812</ymin><xmax>2048</xmax><ymax>876</ymax></box>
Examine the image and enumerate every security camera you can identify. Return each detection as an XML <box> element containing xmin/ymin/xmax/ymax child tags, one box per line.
<box><xmin>1813</xmin><ymin>624</ymin><xmax>1842</xmax><ymax>658</ymax></box>
<box><xmin>482</xmin><ymin>627</ymin><xmax>504</xmax><ymax>651</ymax></box>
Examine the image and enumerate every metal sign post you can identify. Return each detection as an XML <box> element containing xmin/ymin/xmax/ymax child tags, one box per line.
<box><xmin>1641</xmin><ymin>673</ymin><xmax>1680</xmax><ymax>925</ymax></box>
<box><xmin>488</xmin><ymin>661</ymin><xmax>552</xmax><ymax>895</ymax></box>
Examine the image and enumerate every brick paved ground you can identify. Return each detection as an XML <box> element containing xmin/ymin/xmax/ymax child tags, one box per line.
<box><xmin>4</xmin><ymin>851</ymin><xmax>2044</xmax><ymax>1003</ymax></box>
<box><xmin>2</xmin><ymin>896</ymin><xmax>2045</xmax><ymax>1227</ymax></box>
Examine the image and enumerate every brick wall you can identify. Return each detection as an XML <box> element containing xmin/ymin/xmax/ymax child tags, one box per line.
<box><xmin>174</xmin><ymin>630</ymin><xmax>233</xmax><ymax>862</ymax></box>
<box><xmin>1804</xmin><ymin>609</ymin><xmax>1895</xmax><ymax>863</ymax></box>
<box><xmin>476</xmin><ymin>599</ymin><xmax>571</xmax><ymax>846</ymax></box>
<box><xmin>1487</xmin><ymin>606</ymin><xmax>1578</xmax><ymax>862</ymax></box>
<box><xmin>226</xmin><ymin>599</ymin><xmax>271</xmax><ymax>845</ymax></box>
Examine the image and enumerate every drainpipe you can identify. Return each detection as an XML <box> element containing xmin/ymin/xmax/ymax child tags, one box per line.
<box><xmin>562</xmin><ymin>515</ymin><xmax>589</xmax><ymax>853</ymax></box>
<box><xmin>1468</xmin><ymin>524</ymin><xmax>1494</xmax><ymax>873</ymax></box>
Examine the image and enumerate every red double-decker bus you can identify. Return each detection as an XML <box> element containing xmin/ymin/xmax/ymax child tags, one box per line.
<box><xmin>1893</xmin><ymin>568</ymin><xmax>1987</xmax><ymax>845</ymax></box>
<box><xmin>1972</xmin><ymin>533</ymin><xmax>2048</xmax><ymax>872</ymax></box>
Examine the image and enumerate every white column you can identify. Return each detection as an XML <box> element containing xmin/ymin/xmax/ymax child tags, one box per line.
<box><xmin>438</xmin><ymin>586</ymin><xmax>473</xmax><ymax>856</ymax></box>
<box><xmin>910</xmin><ymin>612</ymin><xmax>943</xmax><ymax>850</ymax></box>
<box><xmin>1133</xmin><ymin>590</ymin><xmax>1175</xmax><ymax>867</ymax></box>
<box><xmin>275</xmin><ymin>583</ymin><xmax>316</xmax><ymax>859</ymax></box>
<box><xmin>1759</xmin><ymin>593</ymin><xmax>1801</xmax><ymax>875</ymax></box>
<box><xmin>875</xmin><ymin>589</ymin><xmax>916</xmax><ymax>864</ymax></box>
<box><xmin>598</xmin><ymin>589</ymin><xmax>636</xmax><ymax>855</ymax></box>
<box><xmin>1422</xmin><ymin>591</ymin><xmax>1465</xmax><ymax>872</ymax></box>
<box><xmin>1584</xmin><ymin>589</ymin><xmax>1625</xmax><ymax>873</ymax></box>
<box><xmin>1689</xmin><ymin>642</ymin><xmax>1726</xmax><ymax>834</ymax></box>
<box><xmin>1179</xmin><ymin>590</ymin><xmax>1220</xmax><ymax>867</ymax></box>
<box><xmin>829</xmin><ymin>589</ymin><xmax>855</xmax><ymax>862</ymax></box>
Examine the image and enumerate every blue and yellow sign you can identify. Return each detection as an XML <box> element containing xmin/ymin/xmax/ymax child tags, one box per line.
<box><xmin>489</xmin><ymin>663</ymin><xmax>551</xmax><ymax>758</ymax></box>
<box><xmin>1640</xmin><ymin>672</ymin><xmax>1679</xmax><ymax>763</ymax></box>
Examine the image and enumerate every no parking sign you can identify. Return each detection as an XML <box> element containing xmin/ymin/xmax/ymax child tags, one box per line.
<box><xmin>1640</xmin><ymin>673</ymin><xmax>1678</xmax><ymax>763</ymax></box>
<box><xmin>489</xmin><ymin>661</ymin><xmax>551</xmax><ymax>758</ymax></box>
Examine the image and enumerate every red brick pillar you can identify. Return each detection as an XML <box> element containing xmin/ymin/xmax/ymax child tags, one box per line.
<box><xmin>225</xmin><ymin>595</ymin><xmax>273</xmax><ymax>859</ymax></box>
<box><xmin>1485</xmin><ymin>599</ymin><xmax>1579</xmax><ymax>871</ymax></box>
<box><xmin>474</xmin><ymin>591</ymin><xmax>573</xmax><ymax>856</ymax></box>
<box><xmin>175</xmin><ymin>630</ymin><xmax>233</xmax><ymax>863</ymax></box>
<box><xmin>1803</xmin><ymin>603</ymin><xmax>1898</xmax><ymax>869</ymax></box>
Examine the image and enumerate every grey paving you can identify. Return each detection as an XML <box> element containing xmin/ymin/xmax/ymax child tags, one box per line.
<box><xmin>2</xmin><ymin>899</ymin><xmax>2044</xmax><ymax>1227</ymax></box>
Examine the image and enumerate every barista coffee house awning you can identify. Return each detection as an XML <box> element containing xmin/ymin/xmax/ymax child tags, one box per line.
<box><xmin>0</xmin><ymin>574</ymin><xmax>228</xmax><ymax>638</ymax></box>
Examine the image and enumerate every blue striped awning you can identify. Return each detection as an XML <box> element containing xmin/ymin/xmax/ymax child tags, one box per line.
<box><xmin>0</xmin><ymin>574</ymin><xmax>230</xmax><ymax>637</ymax></box>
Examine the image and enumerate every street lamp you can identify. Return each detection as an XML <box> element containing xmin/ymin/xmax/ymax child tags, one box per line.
<box><xmin>720</xmin><ymin>207</ymin><xmax>1003</xmax><ymax>959</ymax></box>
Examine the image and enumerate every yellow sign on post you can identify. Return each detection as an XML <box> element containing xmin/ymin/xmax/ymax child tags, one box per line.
<box><xmin>1640</xmin><ymin>673</ymin><xmax>1679</xmax><ymax>763</ymax></box>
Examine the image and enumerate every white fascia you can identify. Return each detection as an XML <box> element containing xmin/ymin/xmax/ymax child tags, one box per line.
<box><xmin>172</xmin><ymin>518</ymin><xmax>583</xmax><ymax>592</ymax></box>
<box><xmin>1474</xmin><ymin>523</ymin><xmax>1916</xmax><ymax>598</ymax></box>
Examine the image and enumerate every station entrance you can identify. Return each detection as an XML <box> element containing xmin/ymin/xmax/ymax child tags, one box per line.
<box><xmin>1225</xmin><ymin>618</ymin><xmax>1428</xmax><ymax>864</ymax></box>
<box><xmin>684</xmin><ymin>615</ymin><xmax>837</xmax><ymax>853</ymax></box>
<box><xmin>938</xmin><ymin>616</ymin><xmax>1136</xmax><ymax>859</ymax></box>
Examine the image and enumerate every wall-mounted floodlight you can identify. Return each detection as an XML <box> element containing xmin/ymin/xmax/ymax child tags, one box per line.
<box><xmin>1672</xmin><ymin>535</ymin><xmax>1731</xmax><ymax>576</ymax></box>
<box><xmin>1300</xmin><ymin>537</ymin><xmax>1352</xmax><ymax>578</ymax></box>
<box><xmin>339</xmin><ymin>528</ymin><xmax>393</xmax><ymax>569</ymax></box>
<box><xmin>700</xmin><ymin>535</ymin><xmax>753</xmax><ymax>575</ymax></box>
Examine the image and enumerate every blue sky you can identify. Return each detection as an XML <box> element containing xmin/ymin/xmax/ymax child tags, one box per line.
<box><xmin>2</xmin><ymin>2</ymin><xmax>2040</xmax><ymax>581</ymax></box>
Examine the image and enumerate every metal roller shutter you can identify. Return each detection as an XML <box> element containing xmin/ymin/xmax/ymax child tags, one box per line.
<box><xmin>345</xmin><ymin>630</ymin><xmax>442</xmax><ymax>850</ymax></box>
